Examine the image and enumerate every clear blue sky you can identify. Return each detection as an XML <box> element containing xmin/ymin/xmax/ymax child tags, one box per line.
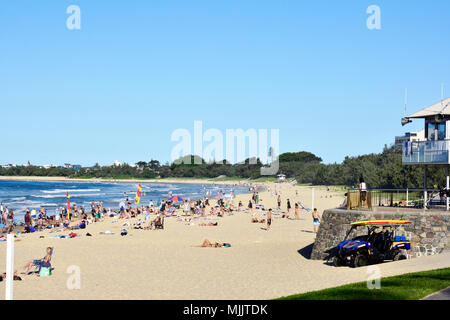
<box><xmin>1</xmin><ymin>0</ymin><xmax>449</xmax><ymax>166</ymax></box>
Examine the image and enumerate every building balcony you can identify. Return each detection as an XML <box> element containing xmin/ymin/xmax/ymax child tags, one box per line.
<box><xmin>402</xmin><ymin>140</ymin><xmax>450</xmax><ymax>165</ymax></box>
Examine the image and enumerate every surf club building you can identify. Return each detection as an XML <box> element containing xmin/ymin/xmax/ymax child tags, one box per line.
<box><xmin>401</xmin><ymin>97</ymin><xmax>450</xmax><ymax>210</ymax></box>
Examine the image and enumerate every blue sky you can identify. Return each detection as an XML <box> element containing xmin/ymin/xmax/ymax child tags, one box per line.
<box><xmin>1</xmin><ymin>0</ymin><xmax>449</xmax><ymax>166</ymax></box>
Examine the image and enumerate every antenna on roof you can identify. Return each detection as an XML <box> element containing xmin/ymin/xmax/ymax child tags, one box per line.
<box><xmin>438</xmin><ymin>83</ymin><xmax>449</xmax><ymax>116</ymax></box>
<box><xmin>404</xmin><ymin>88</ymin><xmax>408</xmax><ymax>116</ymax></box>
<box><xmin>401</xmin><ymin>88</ymin><xmax>412</xmax><ymax>126</ymax></box>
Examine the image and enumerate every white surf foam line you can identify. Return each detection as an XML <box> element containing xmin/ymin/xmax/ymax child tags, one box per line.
<box><xmin>9</xmin><ymin>197</ymin><xmax>26</xmax><ymax>201</ymax></box>
<box><xmin>41</xmin><ymin>188</ymin><xmax>101</xmax><ymax>194</ymax></box>
<box><xmin>32</xmin><ymin>193</ymin><xmax>104</xmax><ymax>198</ymax></box>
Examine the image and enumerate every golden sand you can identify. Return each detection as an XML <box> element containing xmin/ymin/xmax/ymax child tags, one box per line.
<box><xmin>0</xmin><ymin>182</ymin><xmax>448</xmax><ymax>300</ymax></box>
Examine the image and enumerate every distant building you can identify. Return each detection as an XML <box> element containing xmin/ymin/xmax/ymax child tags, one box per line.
<box><xmin>42</xmin><ymin>164</ymin><xmax>57</xmax><ymax>169</ymax></box>
<box><xmin>394</xmin><ymin>129</ymin><xmax>425</xmax><ymax>147</ymax></box>
<box><xmin>63</xmin><ymin>163</ymin><xmax>82</xmax><ymax>170</ymax></box>
<box><xmin>1</xmin><ymin>164</ymin><xmax>16</xmax><ymax>169</ymax></box>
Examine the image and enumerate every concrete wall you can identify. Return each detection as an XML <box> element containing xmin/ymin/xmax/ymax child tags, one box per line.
<box><xmin>310</xmin><ymin>208</ymin><xmax>450</xmax><ymax>260</ymax></box>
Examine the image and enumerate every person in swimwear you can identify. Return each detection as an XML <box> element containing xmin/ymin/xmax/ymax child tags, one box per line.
<box><xmin>193</xmin><ymin>239</ymin><xmax>231</xmax><ymax>248</ymax></box>
<box><xmin>198</xmin><ymin>222</ymin><xmax>218</xmax><ymax>226</ymax></box>
<box><xmin>0</xmin><ymin>270</ymin><xmax>21</xmax><ymax>281</ymax></box>
<box><xmin>312</xmin><ymin>208</ymin><xmax>321</xmax><ymax>233</ymax></box>
<box><xmin>267</xmin><ymin>208</ymin><xmax>272</xmax><ymax>231</ymax></box>
<box><xmin>22</xmin><ymin>247</ymin><xmax>53</xmax><ymax>274</ymax></box>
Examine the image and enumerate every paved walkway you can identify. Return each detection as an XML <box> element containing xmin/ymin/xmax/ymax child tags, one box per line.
<box><xmin>423</xmin><ymin>286</ymin><xmax>450</xmax><ymax>300</ymax></box>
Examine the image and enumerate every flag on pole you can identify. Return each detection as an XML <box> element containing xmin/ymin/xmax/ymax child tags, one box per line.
<box><xmin>66</xmin><ymin>192</ymin><xmax>71</xmax><ymax>220</ymax></box>
<box><xmin>135</xmin><ymin>184</ymin><xmax>142</xmax><ymax>204</ymax></box>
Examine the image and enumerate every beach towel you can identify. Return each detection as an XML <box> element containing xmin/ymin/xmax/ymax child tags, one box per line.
<box><xmin>100</xmin><ymin>230</ymin><xmax>114</xmax><ymax>235</ymax></box>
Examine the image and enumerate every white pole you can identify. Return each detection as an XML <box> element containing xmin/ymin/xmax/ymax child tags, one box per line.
<box><xmin>424</xmin><ymin>166</ymin><xmax>427</xmax><ymax>210</ymax></box>
<box><xmin>5</xmin><ymin>234</ymin><xmax>14</xmax><ymax>300</ymax></box>
<box><xmin>311</xmin><ymin>188</ymin><xmax>315</xmax><ymax>211</ymax></box>
<box><xmin>406</xmin><ymin>188</ymin><xmax>409</xmax><ymax>206</ymax></box>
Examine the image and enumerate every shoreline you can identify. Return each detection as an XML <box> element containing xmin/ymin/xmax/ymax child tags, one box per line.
<box><xmin>0</xmin><ymin>175</ymin><xmax>256</xmax><ymax>185</ymax></box>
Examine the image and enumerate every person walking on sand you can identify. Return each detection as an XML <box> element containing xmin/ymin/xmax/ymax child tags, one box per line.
<box><xmin>312</xmin><ymin>208</ymin><xmax>320</xmax><ymax>233</ymax></box>
<box><xmin>248</xmin><ymin>200</ymin><xmax>254</xmax><ymax>217</ymax></box>
<box><xmin>267</xmin><ymin>208</ymin><xmax>272</xmax><ymax>231</ymax></box>
<box><xmin>294</xmin><ymin>203</ymin><xmax>300</xmax><ymax>220</ymax></box>
<box><xmin>286</xmin><ymin>199</ymin><xmax>291</xmax><ymax>218</ymax></box>
<box><xmin>277</xmin><ymin>194</ymin><xmax>281</xmax><ymax>210</ymax></box>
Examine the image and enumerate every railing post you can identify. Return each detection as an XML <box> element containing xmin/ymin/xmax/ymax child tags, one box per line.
<box><xmin>447</xmin><ymin>166</ymin><xmax>449</xmax><ymax>211</ymax></box>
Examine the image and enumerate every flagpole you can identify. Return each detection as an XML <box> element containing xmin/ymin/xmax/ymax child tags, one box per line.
<box><xmin>67</xmin><ymin>192</ymin><xmax>71</xmax><ymax>220</ymax></box>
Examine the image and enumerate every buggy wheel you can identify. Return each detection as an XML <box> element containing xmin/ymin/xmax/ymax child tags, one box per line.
<box><xmin>393</xmin><ymin>252</ymin><xmax>407</xmax><ymax>261</ymax></box>
<box><xmin>333</xmin><ymin>256</ymin><xmax>346</xmax><ymax>267</ymax></box>
<box><xmin>354</xmin><ymin>253</ymin><xmax>369</xmax><ymax>268</ymax></box>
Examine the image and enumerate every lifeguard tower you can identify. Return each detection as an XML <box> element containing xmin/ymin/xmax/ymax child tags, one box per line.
<box><xmin>276</xmin><ymin>174</ymin><xmax>286</xmax><ymax>183</ymax></box>
<box><xmin>401</xmin><ymin>97</ymin><xmax>450</xmax><ymax>210</ymax></box>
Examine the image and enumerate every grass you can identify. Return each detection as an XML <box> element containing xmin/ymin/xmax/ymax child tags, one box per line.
<box><xmin>276</xmin><ymin>267</ymin><xmax>450</xmax><ymax>300</ymax></box>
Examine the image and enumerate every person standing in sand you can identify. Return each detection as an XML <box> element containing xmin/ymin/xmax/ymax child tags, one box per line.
<box><xmin>267</xmin><ymin>208</ymin><xmax>272</xmax><ymax>231</ymax></box>
<box><xmin>286</xmin><ymin>199</ymin><xmax>291</xmax><ymax>218</ymax></box>
<box><xmin>312</xmin><ymin>208</ymin><xmax>320</xmax><ymax>233</ymax></box>
<box><xmin>277</xmin><ymin>194</ymin><xmax>281</xmax><ymax>210</ymax></box>
<box><xmin>248</xmin><ymin>200</ymin><xmax>253</xmax><ymax>217</ymax></box>
<box><xmin>294</xmin><ymin>203</ymin><xmax>300</xmax><ymax>220</ymax></box>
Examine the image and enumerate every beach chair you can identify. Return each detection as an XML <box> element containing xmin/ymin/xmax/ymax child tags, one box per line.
<box><xmin>154</xmin><ymin>216</ymin><xmax>164</xmax><ymax>230</ymax></box>
<box><xmin>31</xmin><ymin>247</ymin><xmax>54</xmax><ymax>276</ymax></box>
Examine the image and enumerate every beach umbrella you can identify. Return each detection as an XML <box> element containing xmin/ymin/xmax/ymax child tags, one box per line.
<box><xmin>169</xmin><ymin>195</ymin><xmax>185</xmax><ymax>202</ymax></box>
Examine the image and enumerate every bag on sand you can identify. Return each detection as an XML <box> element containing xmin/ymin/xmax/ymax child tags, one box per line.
<box><xmin>39</xmin><ymin>267</ymin><xmax>52</xmax><ymax>277</ymax></box>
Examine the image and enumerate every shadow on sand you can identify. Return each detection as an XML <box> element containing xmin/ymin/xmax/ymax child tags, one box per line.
<box><xmin>297</xmin><ymin>243</ymin><xmax>314</xmax><ymax>259</ymax></box>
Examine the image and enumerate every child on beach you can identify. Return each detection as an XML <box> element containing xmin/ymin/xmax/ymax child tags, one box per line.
<box><xmin>267</xmin><ymin>209</ymin><xmax>272</xmax><ymax>231</ymax></box>
<box><xmin>312</xmin><ymin>208</ymin><xmax>320</xmax><ymax>233</ymax></box>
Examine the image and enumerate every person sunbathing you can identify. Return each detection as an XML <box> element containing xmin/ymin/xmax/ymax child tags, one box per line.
<box><xmin>0</xmin><ymin>270</ymin><xmax>22</xmax><ymax>281</ymax></box>
<box><xmin>198</xmin><ymin>222</ymin><xmax>218</xmax><ymax>226</ymax></box>
<box><xmin>193</xmin><ymin>239</ymin><xmax>231</xmax><ymax>248</ymax></box>
<box><xmin>22</xmin><ymin>247</ymin><xmax>52</xmax><ymax>274</ymax></box>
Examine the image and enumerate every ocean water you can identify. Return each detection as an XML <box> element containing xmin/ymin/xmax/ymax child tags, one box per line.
<box><xmin>0</xmin><ymin>180</ymin><xmax>249</xmax><ymax>220</ymax></box>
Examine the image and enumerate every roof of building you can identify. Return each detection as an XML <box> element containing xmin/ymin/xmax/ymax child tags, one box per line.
<box><xmin>406</xmin><ymin>97</ymin><xmax>450</xmax><ymax>118</ymax></box>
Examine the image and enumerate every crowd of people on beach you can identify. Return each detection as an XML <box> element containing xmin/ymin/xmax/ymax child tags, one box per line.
<box><xmin>1</xmin><ymin>182</ymin><xmax>323</xmax><ymax>237</ymax></box>
<box><xmin>0</xmin><ymin>182</ymin><xmax>327</xmax><ymax>285</ymax></box>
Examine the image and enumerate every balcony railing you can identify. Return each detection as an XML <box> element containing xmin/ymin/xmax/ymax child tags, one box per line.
<box><xmin>402</xmin><ymin>140</ymin><xmax>450</xmax><ymax>165</ymax></box>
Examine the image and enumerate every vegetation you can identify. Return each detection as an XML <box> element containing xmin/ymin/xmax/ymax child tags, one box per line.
<box><xmin>1</xmin><ymin>145</ymin><xmax>448</xmax><ymax>188</ymax></box>
<box><xmin>276</xmin><ymin>267</ymin><xmax>450</xmax><ymax>300</ymax></box>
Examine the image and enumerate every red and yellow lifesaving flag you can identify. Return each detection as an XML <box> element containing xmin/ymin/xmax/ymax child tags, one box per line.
<box><xmin>135</xmin><ymin>184</ymin><xmax>142</xmax><ymax>204</ymax></box>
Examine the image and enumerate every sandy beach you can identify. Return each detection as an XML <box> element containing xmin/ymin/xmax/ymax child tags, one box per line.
<box><xmin>0</xmin><ymin>182</ymin><xmax>448</xmax><ymax>300</ymax></box>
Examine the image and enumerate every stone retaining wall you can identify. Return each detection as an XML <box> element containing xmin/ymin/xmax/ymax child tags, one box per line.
<box><xmin>310</xmin><ymin>208</ymin><xmax>450</xmax><ymax>260</ymax></box>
